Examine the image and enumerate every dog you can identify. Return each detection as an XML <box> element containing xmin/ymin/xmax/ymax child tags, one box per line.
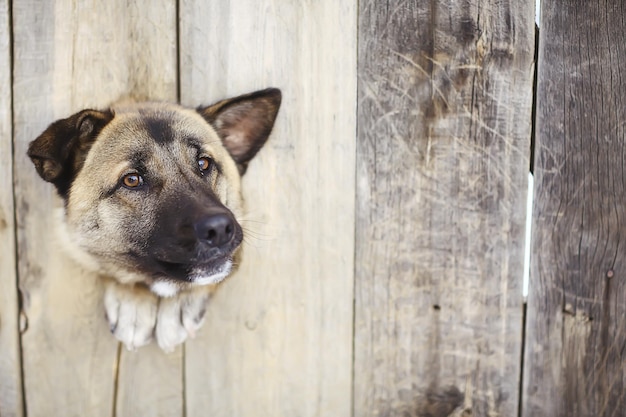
<box><xmin>28</xmin><ymin>88</ymin><xmax>281</xmax><ymax>351</ymax></box>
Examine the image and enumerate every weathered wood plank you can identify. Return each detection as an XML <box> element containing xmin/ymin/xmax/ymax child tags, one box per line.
<box><xmin>354</xmin><ymin>2</ymin><xmax>534</xmax><ymax>416</ymax></box>
<box><xmin>12</xmin><ymin>1</ymin><xmax>179</xmax><ymax>416</ymax></box>
<box><xmin>523</xmin><ymin>1</ymin><xmax>626</xmax><ymax>416</ymax></box>
<box><xmin>116</xmin><ymin>344</ymin><xmax>182</xmax><ymax>417</ymax></box>
<box><xmin>0</xmin><ymin>1</ymin><xmax>24</xmax><ymax>416</ymax></box>
<box><xmin>180</xmin><ymin>1</ymin><xmax>356</xmax><ymax>416</ymax></box>
<box><xmin>111</xmin><ymin>3</ymin><xmax>182</xmax><ymax>417</ymax></box>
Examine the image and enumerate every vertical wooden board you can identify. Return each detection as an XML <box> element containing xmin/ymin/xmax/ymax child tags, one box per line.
<box><xmin>12</xmin><ymin>1</ymin><xmax>179</xmax><ymax>416</ymax></box>
<box><xmin>111</xmin><ymin>3</ymin><xmax>182</xmax><ymax>417</ymax></box>
<box><xmin>116</xmin><ymin>344</ymin><xmax>182</xmax><ymax>417</ymax></box>
<box><xmin>354</xmin><ymin>2</ymin><xmax>534</xmax><ymax>416</ymax></box>
<box><xmin>523</xmin><ymin>1</ymin><xmax>626</xmax><ymax>416</ymax></box>
<box><xmin>180</xmin><ymin>1</ymin><xmax>356</xmax><ymax>416</ymax></box>
<box><xmin>0</xmin><ymin>0</ymin><xmax>24</xmax><ymax>416</ymax></box>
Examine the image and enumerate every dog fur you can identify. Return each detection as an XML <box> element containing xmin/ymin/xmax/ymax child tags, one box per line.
<box><xmin>28</xmin><ymin>88</ymin><xmax>281</xmax><ymax>351</ymax></box>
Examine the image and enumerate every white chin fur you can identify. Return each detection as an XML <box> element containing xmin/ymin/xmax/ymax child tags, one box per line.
<box><xmin>190</xmin><ymin>260</ymin><xmax>233</xmax><ymax>286</ymax></box>
<box><xmin>151</xmin><ymin>281</ymin><xmax>179</xmax><ymax>297</ymax></box>
<box><xmin>150</xmin><ymin>260</ymin><xmax>233</xmax><ymax>296</ymax></box>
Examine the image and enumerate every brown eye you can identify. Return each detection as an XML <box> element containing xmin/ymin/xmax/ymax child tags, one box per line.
<box><xmin>198</xmin><ymin>156</ymin><xmax>213</xmax><ymax>173</ymax></box>
<box><xmin>121</xmin><ymin>173</ymin><xmax>144</xmax><ymax>188</ymax></box>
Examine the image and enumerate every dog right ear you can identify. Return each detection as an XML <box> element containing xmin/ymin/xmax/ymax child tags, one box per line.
<box><xmin>197</xmin><ymin>88</ymin><xmax>281</xmax><ymax>175</ymax></box>
<box><xmin>28</xmin><ymin>109</ymin><xmax>113</xmax><ymax>199</ymax></box>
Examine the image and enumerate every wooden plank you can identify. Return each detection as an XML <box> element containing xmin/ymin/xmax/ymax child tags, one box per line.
<box><xmin>12</xmin><ymin>1</ymin><xmax>179</xmax><ymax>416</ymax></box>
<box><xmin>111</xmin><ymin>3</ymin><xmax>182</xmax><ymax>417</ymax></box>
<box><xmin>523</xmin><ymin>1</ymin><xmax>626</xmax><ymax>416</ymax></box>
<box><xmin>354</xmin><ymin>2</ymin><xmax>534</xmax><ymax>416</ymax></box>
<box><xmin>0</xmin><ymin>0</ymin><xmax>24</xmax><ymax>416</ymax></box>
<box><xmin>179</xmin><ymin>1</ymin><xmax>356</xmax><ymax>416</ymax></box>
<box><xmin>116</xmin><ymin>344</ymin><xmax>182</xmax><ymax>417</ymax></box>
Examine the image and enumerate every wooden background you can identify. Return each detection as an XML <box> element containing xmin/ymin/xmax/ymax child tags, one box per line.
<box><xmin>0</xmin><ymin>1</ymin><xmax>624</xmax><ymax>416</ymax></box>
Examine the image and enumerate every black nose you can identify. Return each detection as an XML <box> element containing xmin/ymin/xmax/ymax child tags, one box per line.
<box><xmin>194</xmin><ymin>213</ymin><xmax>236</xmax><ymax>248</ymax></box>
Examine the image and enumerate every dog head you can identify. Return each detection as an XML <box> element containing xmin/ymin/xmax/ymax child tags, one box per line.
<box><xmin>28</xmin><ymin>89</ymin><xmax>281</xmax><ymax>296</ymax></box>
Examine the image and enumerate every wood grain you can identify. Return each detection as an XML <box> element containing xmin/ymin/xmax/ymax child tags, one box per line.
<box><xmin>523</xmin><ymin>1</ymin><xmax>626</xmax><ymax>416</ymax></box>
<box><xmin>12</xmin><ymin>1</ymin><xmax>178</xmax><ymax>415</ymax></box>
<box><xmin>0</xmin><ymin>1</ymin><xmax>24</xmax><ymax>416</ymax></box>
<box><xmin>110</xmin><ymin>3</ymin><xmax>182</xmax><ymax>417</ymax></box>
<box><xmin>116</xmin><ymin>344</ymin><xmax>183</xmax><ymax>417</ymax></box>
<box><xmin>354</xmin><ymin>1</ymin><xmax>534</xmax><ymax>416</ymax></box>
<box><xmin>180</xmin><ymin>1</ymin><xmax>357</xmax><ymax>416</ymax></box>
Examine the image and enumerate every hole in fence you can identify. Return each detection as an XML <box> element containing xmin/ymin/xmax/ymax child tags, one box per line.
<box><xmin>523</xmin><ymin>0</ymin><xmax>540</xmax><ymax>299</ymax></box>
<box><xmin>536</xmin><ymin>0</ymin><xmax>541</xmax><ymax>26</ymax></box>
<box><xmin>523</xmin><ymin>173</ymin><xmax>533</xmax><ymax>299</ymax></box>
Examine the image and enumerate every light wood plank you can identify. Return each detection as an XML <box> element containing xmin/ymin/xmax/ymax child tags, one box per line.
<box><xmin>180</xmin><ymin>1</ymin><xmax>356</xmax><ymax>416</ymax></box>
<box><xmin>354</xmin><ymin>1</ymin><xmax>534</xmax><ymax>416</ymax></box>
<box><xmin>111</xmin><ymin>3</ymin><xmax>182</xmax><ymax>416</ymax></box>
<box><xmin>12</xmin><ymin>1</ymin><xmax>179</xmax><ymax>416</ymax></box>
<box><xmin>116</xmin><ymin>344</ymin><xmax>183</xmax><ymax>417</ymax></box>
<box><xmin>523</xmin><ymin>1</ymin><xmax>626</xmax><ymax>416</ymax></box>
<box><xmin>0</xmin><ymin>1</ymin><xmax>24</xmax><ymax>416</ymax></box>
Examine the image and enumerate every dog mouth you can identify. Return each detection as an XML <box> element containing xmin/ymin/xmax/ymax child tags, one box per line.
<box><xmin>154</xmin><ymin>253</ymin><xmax>233</xmax><ymax>283</ymax></box>
<box><xmin>188</xmin><ymin>259</ymin><xmax>233</xmax><ymax>285</ymax></box>
<box><xmin>147</xmin><ymin>258</ymin><xmax>232</xmax><ymax>297</ymax></box>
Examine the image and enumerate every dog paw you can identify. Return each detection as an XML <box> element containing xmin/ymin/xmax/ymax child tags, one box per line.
<box><xmin>103</xmin><ymin>281</ymin><xmax>158</xmax><ymax>350</ymax></box>
<box><xmin>155</xmin><ymin>289</ymin><xmax>211</xmax><ymax>352</ymax></box>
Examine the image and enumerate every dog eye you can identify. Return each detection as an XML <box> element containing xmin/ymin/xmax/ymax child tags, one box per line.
<box><xmin>121</xmin><ymin>173</ymin><xmax>144</xmax><ymax>189</ymax></box>
<box><xmin>197</xmin><ymin>157</ymin><xmax>214</xmax><ymax>173</ymax></box>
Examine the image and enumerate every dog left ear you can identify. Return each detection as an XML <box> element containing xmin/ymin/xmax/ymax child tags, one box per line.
<box><xmin>197</xmin><ymin>88</ymin><xmax>281</xmax><ymax>175</ymax></box>
<box><xmin>28</xmin><ymin>109</ymin><xmax>113</xmax><ymax>199</ymax></box>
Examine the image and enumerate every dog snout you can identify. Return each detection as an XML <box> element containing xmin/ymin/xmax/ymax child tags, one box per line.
<box><xmin>194</xmin><ymin>213</ymin><xmax>237</xmax><ymax>248</ymax></box>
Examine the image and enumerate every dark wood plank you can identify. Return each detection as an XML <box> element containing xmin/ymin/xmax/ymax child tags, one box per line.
<box><xmin>0</xmin><ymin>0</ymin><xmax>24</xmax><ymax>415</ymax></box>
<box><xmin>523</xmin><ymin>1</ymin><xmax>626</xmax><ymax>416</ymax></box>
<box><xmin>354</xmin><ymin>1</ymin><xmax>535</xmax><ymax>416</ymax></box>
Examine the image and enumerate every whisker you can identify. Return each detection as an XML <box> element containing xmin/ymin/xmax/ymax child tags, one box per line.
<box><xmin>240</xmin><ymin>235</ymin><xmax>274</xmax><ymax>251</ymax></box>
<box><xmin>238</xmin><ymin>218</ymin><xmax>268</xmax><ymax>224</ymax></box>
<box><xmin>241</xmin><ymin>237</ymin><xmax>262</xmax><ymax>250</ymax></box>
<box><xmin>242</xmin><ymin>228</ymin><xmax>273</xmax><ymax>241</ymax></box>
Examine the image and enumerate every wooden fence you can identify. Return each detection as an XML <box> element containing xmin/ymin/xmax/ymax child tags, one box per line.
<box><xmin>0</xmin><ymin>1</ymin><xmax>624</xmax><ymax>416</ymax></box>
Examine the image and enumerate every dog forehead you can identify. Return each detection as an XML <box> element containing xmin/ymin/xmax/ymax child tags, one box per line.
<box><xmin>88</xmin><ymin>103</ymin><xmax>223</xmax><ymax>162</ymax></box>
<box><xmin>114</xmin><ymin>103</ymin><xmax>217</xmax><ymax>143</ymax></box>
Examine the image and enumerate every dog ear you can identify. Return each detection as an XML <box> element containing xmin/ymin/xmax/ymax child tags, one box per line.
<box><xmin>197</xmin><ymin>88</ymin><xmax>281</xmax><ymax>175</ymax></box>
<box><xmin>28</xmin><ymin>109</ymin><xmax>113</xmax><ymax>198</ymax></box>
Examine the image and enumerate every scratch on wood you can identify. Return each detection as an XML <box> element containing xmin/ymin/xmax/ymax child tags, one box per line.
<box><xmin>391</xmin><ymin>48</ymin><xmax>528</xmax><ymax>162</ymax></box>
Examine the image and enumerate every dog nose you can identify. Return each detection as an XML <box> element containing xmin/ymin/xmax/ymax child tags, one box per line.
<box><xmin>194</xmin><ymin>213</ymin><xmax>236</xmax><ymax>247</ymax></box>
